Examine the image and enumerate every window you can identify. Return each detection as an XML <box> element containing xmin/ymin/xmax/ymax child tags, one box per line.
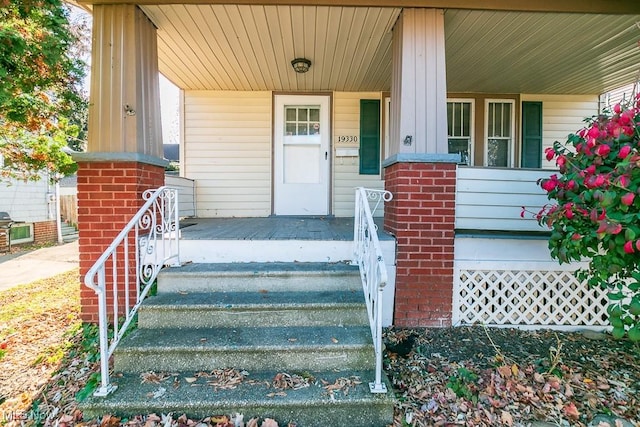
<box><xmin>359</xmin><ymin>99</ymin><xmax>381</xmax><ymax>175</ymax></box>
<box><xmin>285</xmin><ymin>106</ymin><xmax>320</xmax><ymax>136</ymax></box>
<box><xmin>447</xmin><ymin>100</ymin><xmax>473</xmax><ymax>165</ymax></box>
<box><xmin>485</xmin><ymin>100</ymin><xmax>515</xmax><ymax>167</ymax></box>
<box><xmin>10</xmin><ymin>224</ymin><xmax>34</xmax><ymax>245</ymax></box>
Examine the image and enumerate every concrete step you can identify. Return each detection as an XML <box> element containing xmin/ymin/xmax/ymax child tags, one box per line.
<box><xmin>157</xmin><ymin>262</ymin><xmax>361</xmax><ymax>293</ymax></box>
<box><xmin>80</xmin><ymin>369</ymin><xmax>394</xmax><ymax>426</ymax></box>
<box><xmin>138</xmin><ymin>290</ymin><xmax>368</xmax><ymax>329</ymax></box>
<box><xmin>114</xmin><ymin>325</ymin><xmax>374</xmax><ymax>373</ymax></box>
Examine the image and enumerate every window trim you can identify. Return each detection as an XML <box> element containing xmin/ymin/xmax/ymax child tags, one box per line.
<box><xmin>9</xmin><ymin>223</ymin><xmax>34</xmax><ymax>245</ymax></box>
<box><xmin>484</xmin><ymin>99</ymin><xmax>516</xmax><ymax>167</ymax></box>
<box><xmin>446</xmin><ymin>98</ymin><xmax>475</xmax><ymax>165</ymax></box>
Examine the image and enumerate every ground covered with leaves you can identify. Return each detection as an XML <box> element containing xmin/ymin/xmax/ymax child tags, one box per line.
<box><xmin>1</xmin><ymin>271</ymin><xmax>640</xmax><ymax>427</ymax></box>
<box><xmin>384</xmin><ymin>327</ymin><xmax>640</xmax><ymax>427</ymax></box>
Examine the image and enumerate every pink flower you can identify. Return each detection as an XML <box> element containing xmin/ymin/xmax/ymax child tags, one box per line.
<box><xmin>613</xmin><ymin>103</ymin><xmax>622</xmax><ymax>114</ymax></box>
<box><xmin>609</xmin><ymin>223</ymin><xmax>623</xmax><ymax>235</ymax></box>
<box><xmin>545</xmin><ymin>147</ymin><xmax>555</xmax><ymax>161</ymax></box>
<box><xmin>593</xmin><ymin>174</ymin><xmax>606</xmax><ymax>187</ymax></box>
<box><xmin>624</xmin><ymin>241</ymin><xmax>635</xmax><ymax>254</ymax></box>
<box><xmin>585</xmin><ymin>165</ymin><xmax>596</xmax><ymax>175</ymax></box>
<box><xmin>566</xmin><ymin>180</ymin><xmax>578</xmax><ymax>191</ymax></box>
<box><xmin>541</xmin><ymin>179</ymin><xmax>557</xmax><ymax>192</ymax></box>
<box><xmin>618</xmin><ymin>145</ymin><xmax>632</xmax><ymax>159</ymax></box>
<box><xmin>617</xmin><ymin>175</ymin><xmax>630</xmax><ymax>188</ymax></box>
<box><xmin>571</xmin><ymin>233</ymin><xmax>581</xmax><ymax>241</ymax></box>
<box><xmin>595</xmin><ymin>144</ymin><xmax>611</xmax><ymax>157</ymax></box>
<box><xmin>564</xmin><ymin>203</ymin><xmax>574</xmax><ymax>219</ymax></box>
<box><xmin>588</xmin><ymin>126</ymin><xmax>600</xmax><ymax>139</ymax></box>
<box><xmin>621</xmin><ymin>192</ymin><xmax>635</xmax><ymax>206</ymax></box>
<box><xmin>556</xmin><ymin>155</ymin><xmax>567</xmax><ymax>167</ymax></box>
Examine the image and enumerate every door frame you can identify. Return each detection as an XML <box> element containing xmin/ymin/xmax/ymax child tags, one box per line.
<box><xmin>272</xmin><ymin>92</ymin><xmax>333</xmax><ymax>216</ymax></box>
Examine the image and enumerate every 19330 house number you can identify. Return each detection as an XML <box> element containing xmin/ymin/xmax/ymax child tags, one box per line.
<box><xmin>337</xmin><ymin>136</ymin><xmax>358</xmax><ymax>143</ymax></box>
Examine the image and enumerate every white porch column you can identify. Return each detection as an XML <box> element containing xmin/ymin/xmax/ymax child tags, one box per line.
<box><xmin>389</xmin><ymin>8</ymin><xmax>447</xmax><ymax>156</ymax></box>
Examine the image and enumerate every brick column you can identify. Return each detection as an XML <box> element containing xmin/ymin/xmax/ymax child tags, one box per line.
<box><xmin>76</xmin><ymin>159</ymin><xmax>165</xmax><ymax>323</ymax></box>
<box><xmin>383</xmin><ymin>154</ymin><xmax>458</xmax><ymax>327</ymax></box>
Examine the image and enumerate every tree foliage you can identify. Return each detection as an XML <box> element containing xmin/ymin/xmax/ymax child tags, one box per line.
<box><xmin>0</xmin><ymin>0</ymin><xmax>87</xmax><ymax>181</ymax></box>
<box><xmin>535</xmin><ymin>95</ymin><xmax>640</xmax><ymax>341</ymax></box>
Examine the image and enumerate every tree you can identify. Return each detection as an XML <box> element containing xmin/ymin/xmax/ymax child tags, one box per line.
<box><xmin>0</xmin><ymin>0</ymin><xmax>87</xmax><ymax>181</ymax></box>
<box><xmin>535</xmin><ymin>95</ymin><xmax>640</xmax><ymax>341</ymax></box>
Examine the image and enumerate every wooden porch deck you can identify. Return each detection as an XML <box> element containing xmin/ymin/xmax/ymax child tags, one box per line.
<box><xmin>180</xmin><ymin>217</ymin><xmax>393</xmax><ymax>241</ymax></box>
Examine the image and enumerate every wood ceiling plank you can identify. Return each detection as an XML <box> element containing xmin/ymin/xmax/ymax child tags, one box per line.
<box><xmin>146</xmin><ymin>6</ymin><xmax>207</xmax><ymax>89</ymax></box>
<box><xmin>249</xmin><ymin>6</ymin><xmax>284</xmax><ymax>89</ymax></box>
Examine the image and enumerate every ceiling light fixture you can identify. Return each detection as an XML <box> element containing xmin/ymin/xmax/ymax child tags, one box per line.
<box><xmin>291</xmin><ymin>58</ymin><xmax>311</xmax><ymax>73</ymax></box>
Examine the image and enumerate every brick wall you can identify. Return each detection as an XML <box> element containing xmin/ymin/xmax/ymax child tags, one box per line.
<box><xmin>33</xmin><ymin>220</ymin><xmax>57</xmax><ymax>245</ymax></box>
<box><xmin>77</xmin><ymin>161</ymin><xmax>165</xmax><ymax>322</ymax></box>
<box><xmin>0</xmin><ymin>220</ymin><xmax>57</xmax><ymax>251</ymax></box>
<box><xmin>384</xmin><ymin>161</ymin><xmax>457</xmax><ymax>327</ymax></box>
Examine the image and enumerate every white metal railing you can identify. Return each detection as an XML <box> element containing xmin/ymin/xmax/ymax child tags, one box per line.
<box><xmin>84</xmin><ymin>186</ymin><xmax>180</xmax><ymax>396</ymax></box>
<box><xmin>353</xmin><ymin>187</ymin><xmax>393</xmax><ymax>393</ymax></box>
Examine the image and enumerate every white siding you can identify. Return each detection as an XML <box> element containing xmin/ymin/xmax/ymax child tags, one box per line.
<box><xmin>183</xmin><ymin>91</ymin><xmax>272</xmax><ymax>217</ymax></box>
<box><xmin>165</xmin><ymin>175</ymin><xmax>196</xmax><ymax>217</ymax></box>
<box><xmin>456</xmin><ymin>167</ymin><xmax>550</xmax><ymax>232</ymax></box>
<box><xmin>0</xmin><ymin>178</ymin><xmax>52</xmax><ymax>223</ymax></box>
<box><xmin>333</xmin><ymin>92</ymin><xmax>384</xmax><ymax>217</ymax></box>
<box><xmin>601</xmin><ymin>83</ymin><xmax>638</xmax><ymax>111</ymax></box>
<box><xmin>521</xmin><ymin>94</ymin><xmax>599</xmax><ymax>169</ymax></box>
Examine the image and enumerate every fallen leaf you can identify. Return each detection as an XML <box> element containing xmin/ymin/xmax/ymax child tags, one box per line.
<box><xmin>288</xmin><ymin>338</ymin><xmax>297</xmax><ymax>342</ymax></box>
<box><xmin>246</xmin><ymin>418</ymin><xmax>259</xmax><ymax>427</ymax></box>
<box><xmin>331</xmin><ymin>337</ymin><xmax>339</xmax><ymax>343</ymax></box>
<box><xmin>497</xmin><ymin>365</ymin><xmax>511</xmax><ymax>378</ymax></box>
<box><xmin>185</xmin><ymin>377</ymin><xmax>198</xmax><ymax>383</ymax></box>
<box><xmin>563</xmin><ymin>402</ymin><xmax>580</xmax><ymax>419</ymax></box>
<box><xmin>261</xmin><ymin>419</ymin><xmax>278</xmax><ymax>427</ymax></box>
<box><xmin>100</xmin><ymin>415</ymin><xmax>121</xmax><ymax>427</ymax></box>
<box><xmin>500</xmin><ymin>410</ymin><xmax>513</xmax><ymax>426</ymax></box>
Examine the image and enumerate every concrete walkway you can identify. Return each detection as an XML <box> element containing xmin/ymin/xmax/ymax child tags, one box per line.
<box><xmin>0</xmin><ymin>240</ymin><xmax>79</xmax><ymax>292</ymax></box>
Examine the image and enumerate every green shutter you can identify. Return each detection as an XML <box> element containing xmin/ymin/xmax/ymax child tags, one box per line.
<box><xmin>521</xmin><ymin>101</ymin><xmax>542</xmax><ymax>168</ymax></box>
<box><xmin>359</xmin><ymin>99</ymin><xmax>381</xmax><ymax>175</ymax></box>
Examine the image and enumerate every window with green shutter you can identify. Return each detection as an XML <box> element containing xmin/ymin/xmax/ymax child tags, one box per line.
<box><xmin>359</xmin><ymin>99</ymin><xmax>381</xmax><ymax>175</ymax></box>
<box><xmin>521</xmin><ymin>101</ymin><xmax>543</xmax><ymax>168</ymax></box>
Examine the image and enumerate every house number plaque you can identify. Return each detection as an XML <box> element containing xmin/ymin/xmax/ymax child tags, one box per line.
<box><xmin>337</xmin><ymin>136</ymin><xmax>358</xmax><ymax>143</ymax></box>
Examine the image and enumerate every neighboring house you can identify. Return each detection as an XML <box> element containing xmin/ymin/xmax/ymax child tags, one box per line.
<box><xmin>0</xmin><ymin>176</ymin><xmax>58</xmax><ymax>250</ymax></box>
<box><xmin>75</xmin><ymin>1</ymin><xmax>640</xmax><ymax>328</ymax></box>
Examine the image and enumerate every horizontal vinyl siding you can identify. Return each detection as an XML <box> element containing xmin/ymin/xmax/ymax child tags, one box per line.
<box><xmin>521</xmin><ymin>94</ymin><xmax>598</xmax><ymax>169</ymax></box>
<box><xmin>333</xmin><ymin>92</ymin><xmax>384</xmax><ymax>217</ymax></box>
<box><xmin>0</xmin><ymin>178</ymin><xmax>51</xmax><ymax>222</ymax></box>
<box><xmin>456</xmin><ymin>167</ymin><xmax>550</xmax><ymax>232</ymax></box>
<box><xmin>183</xmin><ymin>91</ymin><xmax>272</xmax><ymax>217</ymax></box>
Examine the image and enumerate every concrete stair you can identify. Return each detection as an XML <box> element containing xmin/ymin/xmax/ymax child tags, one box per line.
<box><xmin>81</xmin><ymin>262</ymin><xmax>394</xmax><ymax>426</ymax></box>
<box><xmin>61</xmin><ymin>222</ymin><xmax>78</xmax><ymax>242</ymax></box>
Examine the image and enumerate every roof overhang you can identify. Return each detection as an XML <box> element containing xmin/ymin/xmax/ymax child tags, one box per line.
<box><xmin>80</xmin><ymin>0</ymin><xmax>640</xmax><ymax>15</ymax></box>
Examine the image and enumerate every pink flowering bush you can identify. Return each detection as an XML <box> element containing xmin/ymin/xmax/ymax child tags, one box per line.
<box><xmin>535</xmin><ymin>95</ymin><xmax>640</xmax><ymax>341</ymax></box>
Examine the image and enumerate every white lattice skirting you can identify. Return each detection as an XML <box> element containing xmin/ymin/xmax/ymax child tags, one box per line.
<box><xmin>453</xmin><ymin>261</ymin><xmax>610</xmax><ymax>329</ymax></box>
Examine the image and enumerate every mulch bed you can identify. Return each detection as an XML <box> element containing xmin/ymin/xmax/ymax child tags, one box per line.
<box><xmin>384</xmin><ymin>326</ymin><xmax>640</xmax><ymax>427</ymax></box>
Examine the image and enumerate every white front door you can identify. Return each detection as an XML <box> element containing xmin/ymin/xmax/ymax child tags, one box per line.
<box><xmin>274</xmin><ymin>95</ymin><xmax>330</xmax><ymax>215</ymax></box>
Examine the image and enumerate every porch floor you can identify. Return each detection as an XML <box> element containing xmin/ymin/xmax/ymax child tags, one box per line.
<box><xmin>180</xmin><ymin>216</ymin><xmax>393</xmax><ymax>241</ymax></box>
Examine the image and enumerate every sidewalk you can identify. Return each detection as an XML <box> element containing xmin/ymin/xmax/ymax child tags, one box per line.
<box><xmin>0</xmin><ymin>240</ymin><xmax>79</xmax><ymax>292</ymax></box>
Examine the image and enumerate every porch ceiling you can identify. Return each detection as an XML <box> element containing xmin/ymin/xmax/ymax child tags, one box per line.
<box><xmin>142</xmin><ymin>5</ymin><xmax>640</xmax><ymax>94</ymax></box>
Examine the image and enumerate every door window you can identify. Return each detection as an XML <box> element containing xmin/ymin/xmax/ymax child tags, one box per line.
<box><xmin>285</xmin><ymin>107</ymin><xmax>320</xmax><ymax>136</ymax></box>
